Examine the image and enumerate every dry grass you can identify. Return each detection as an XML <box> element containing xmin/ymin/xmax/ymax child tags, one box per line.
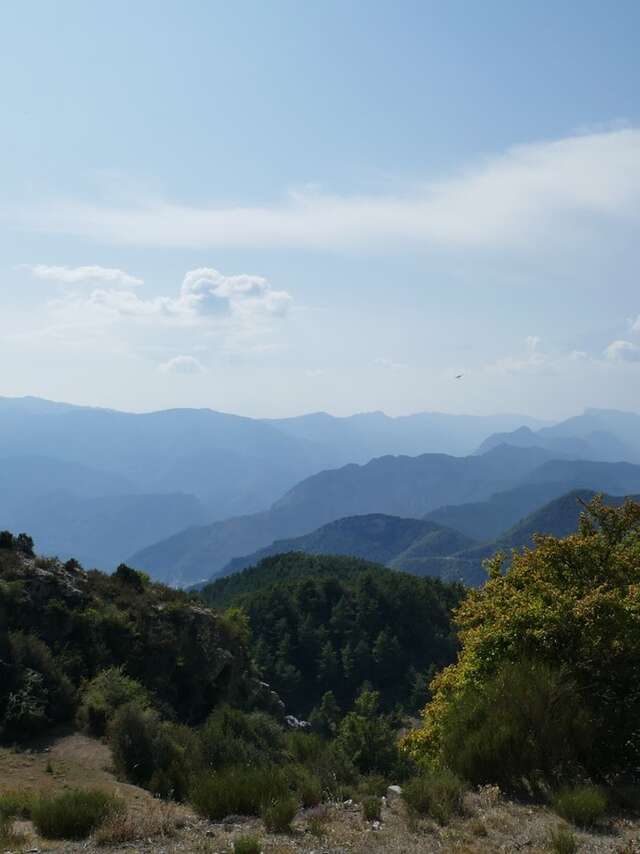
<box><xmin>93</xmin><ymin>800</ymin><xmax>182</xmax><ymax>845</ymax></box>
<box><xmin>0</xmin><ymin>814</ymin><xmax>27</xmax><ymax>851</ymax></box>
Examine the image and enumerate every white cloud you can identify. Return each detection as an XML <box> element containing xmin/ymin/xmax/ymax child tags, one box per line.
<box><xmin>158</xmin><ymin>355</ymin><xmax>206</xmax><ymax>375</ymax></box>
<box><xmin>632</xmin><ymin>315</ymin><xmax>640</xmax><ymax>333</ymax></box>
<box><xmin>24</xmin><ymin>264</ymin><xmax>143</xmax><ymax>287</ymax></box>
<box><xmin>50</xmin><ymin>267</ymin><xmax>291</xmax><ymax>327</ymax></box>
<box><xmin>35</xmin><ymin>267</ymin><xmax>293</xmax><ymax>361</ymax></box>
<box><xmin>16</xmin><ymin>129</ymin><xmax>640</xmax><ymax>252</ymax></box>
<box><xmin>604</xmin><ymin>339</ymin><xmax>640</xmax><ymax>362</ymax></box>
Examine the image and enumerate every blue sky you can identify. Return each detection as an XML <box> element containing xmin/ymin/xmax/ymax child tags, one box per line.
<box><xmin>1</xmin><ymin>0</ymin><xmax>639</xmax><ymax>417</ymax></box>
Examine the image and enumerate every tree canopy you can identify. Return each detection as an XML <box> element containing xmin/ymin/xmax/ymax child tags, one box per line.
<box><xmin>405</xmin><ymin>496</ymin><xmax>640</xmax><ymax>779</ymax></box>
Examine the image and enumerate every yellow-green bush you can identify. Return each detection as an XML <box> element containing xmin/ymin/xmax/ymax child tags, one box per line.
<box><xmin>405</xmin><ymin>498</ymin><xmax>640</xmax><ymax>780</ymax></box>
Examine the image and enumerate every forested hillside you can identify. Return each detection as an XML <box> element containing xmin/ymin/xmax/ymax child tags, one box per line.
<box><xmin>200</xmin><ymin>552</ymin><xmax>464</xmax><ymax>717</ymax></box>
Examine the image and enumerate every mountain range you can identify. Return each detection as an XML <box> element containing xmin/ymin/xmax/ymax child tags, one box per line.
<box><xmin>3</xmin><ymin>396</ymin><xmax>640</xmax><ymax>580</ymax></box>
<box><xmin>0</xmin><ymin>395</ymin><xmax>546</xmax><ymax>569</ymax></box>
<box><xmin>213</xmin><ymin>489</ymin><xmax>640</xmax><ymax>589</ymax></box>
<box><xmin>221</xmin><ymin>513</ymin><xmax>476</xmax><ymax>577</ymax></box>
<box><xmin>476</xmin><ymin>408</ymin><xmax>640</xmax><ymax>462</ymax></box>
<box><xmin>130</xmin><ymin>444</ymin><xmax>562</xmax><ymax>585</ymax></box>
<box><xmin>132</xmin><ymin>446</ymin><xmax>640</xmax><ymax>587</ymax></box>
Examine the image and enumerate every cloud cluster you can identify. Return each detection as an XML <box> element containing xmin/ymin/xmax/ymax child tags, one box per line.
<box><xmin>25</xmin><ymin>264</ymin><xmax>143</xmax><ymax>287</ymax></box>
<box><xmin>25</xmin><ymin>265</ymin><xmax>292</xmax><ymax>370</ymax></box>
<box><xmin>18</xmin><ymin>129</ymin><xmax>640</xmax><ymax>252</ymax></box>
<box><xmin>46</xmin><ymin>267</ymin><xmax>291</xmax><ymax>328</ymax></box>
<box><xmin>604</xmin><ymin>339</ymin><xmax>640</xmax><ymax>362</ymax></box>
<box><xmin>158</xmin><ymin>355</ymin><xmax>206</xmax><ymax>375</ymax></box>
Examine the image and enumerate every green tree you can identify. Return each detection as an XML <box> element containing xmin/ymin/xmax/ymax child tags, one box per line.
<box><xmin>336</xmin><ymin>690</ymin><xmax>400</xmax><ymax>775</ymax></box>
<box><xmin>309</xmin><ymin>690</ymin><xmax>341</xmax><ymax>737</ymax></box>
<box><xmin>405</xmin><ymin>496</ymin><xmax>640</xmax><ymax>779</ymax></box>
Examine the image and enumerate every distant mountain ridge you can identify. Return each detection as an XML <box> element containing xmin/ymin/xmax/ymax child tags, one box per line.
<box><xmin>477</xmin><ymin>408</ymin><xmax>640</xmax><ymax>463</ymax></box>
<box><xmin>134</xmin><ymin>447</ymin><xmax>640</xmax><ymax>588</ymax></box>
<box><xmin>221</xmin><ymin>513</ymin><xmax>476</xmax><ymax>577</ymax></box>
<box><xmin>413</xmin><ymin>489</ymin><xmax>640</xmax><ymax>585</ymax></box>
<box><xmin>0</xmin><ymin>395</ymin><xmax>547</xmax><ymax>568</ymax></box>
<box><xmin>219</xmin><ymin>489</ymin><xmax>640</xmax><ymax>590</ymax></box>
<box><xmin>130</xmin><ymin>444</ymin><xmax>568</xmax><ymax>586</ymax></box>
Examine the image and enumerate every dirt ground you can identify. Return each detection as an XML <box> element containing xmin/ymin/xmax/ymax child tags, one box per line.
<box><xmin>2</xmin><ymin>732</ymin><xmax>640</xmax><ymax>853</ymax></box>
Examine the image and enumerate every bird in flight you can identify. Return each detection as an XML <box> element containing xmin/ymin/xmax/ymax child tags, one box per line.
<box><xmin>455</xmin><ymin>373</ymin><xmax>463</xmax><ymax>379</ymax></box>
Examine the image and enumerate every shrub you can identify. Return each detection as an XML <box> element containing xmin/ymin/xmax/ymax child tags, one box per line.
<box><xmin>233</xmin><ymin>835</ymin><xmax>262</xmax><ymax>854</ymax></box>
<box><xmin>2</xmin><ymin>632</ymin><xmax>75</xmax><ymax>739</ymax></box>
<box><xmin>189</xmin><ymin>766</ymin><xmax>288</xmax><ymax>820</ymax></box>
<box><xmin>108</xmin><ymin>703</ymin><xmax>159</xmax><ymax>786</ymax></box>
<box><xmin>359</xmin><ymin>774</ymin><xmax>388</xmax><ymax>797</ymax></box>
<box><xmin>198</xmin><ymin>705</ymin><xmax>286</xmax><ymax>771</ymax></box>
<box><xmin>0</xmin><ymin>788</ymin><xmax>35</xmax><ymax>819</ymax></box>
<box><xmin>114</xmin><ymin>563</ymin><xmax>148</xmax><ymax>591</ymax></box>
<box><xmin>262</xmin><ymin>795</ymin><xmax>298</xmax><ymax>833</ymax></box>
<box><xmin>362</xmin><ymin>795</ymin><xmax>381</xmax><ymax>821</ymax></box>
<box><xmin>402</xmin><ymin>768</ymin><xmax>465</xmax><ymax>824</ymax></box>
<box><xmin>31</xmin><ymin>789</ymin><xmax>124</xmax><ymax>839</ymax></box>
<box><xmin>77</xmin><ymin>667</ymin><xmax>151</xmax><ymax>736</ymax></box>
<box><xmin>285</xmin><ymin>730</ymin><xmax>325</xmax><ymax>764</ymax></box>
<box><xmin>552</xmin><ymin>785</ymin><xmax>607</xmax><ymax>827</ymax></box>
<box><xmin>0</xmin><ymin>531</ymin><xmax>14</xmax><ymax>550</ymax></box>
<box><xmin>549</xmin><ymin>825</ymin><xmax>578</xmax><ymax>854</ymax></box>
<box><xmin>439</xmin><ymin>660</ymin><xmax>593</xmax><ymax>791</ymax></box>
<box><xmin>285</xmin><ymin>764</ymin><xmax>322</xmax><ymax>808</ymax></box>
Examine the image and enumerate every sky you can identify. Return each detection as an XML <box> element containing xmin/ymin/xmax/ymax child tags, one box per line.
<box><xmin>1</xmin><ymin>0</ymin><xmax>639</xmax><ymax>419</ymax></box>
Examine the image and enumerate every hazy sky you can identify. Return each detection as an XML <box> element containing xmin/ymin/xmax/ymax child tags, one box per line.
<box><xmin>1</xmin><ymin>0</ymin><xmax>639</xmax><ymax>418</ymax></box>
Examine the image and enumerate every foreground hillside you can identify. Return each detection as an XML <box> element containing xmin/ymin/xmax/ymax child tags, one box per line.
<box><xmin>3</xmin><ymin>499</ymin><xmax>640</xmax><ymax>853</ymax></box>
<box><xmin>0</xmin><ymin>533</ymin><xmax>280</xmax><ymax>741</ymax></box>
<box><xmin>4</xmin><ymin>733</ymin><xmax>640</xmax><ymax>854</ymax></box>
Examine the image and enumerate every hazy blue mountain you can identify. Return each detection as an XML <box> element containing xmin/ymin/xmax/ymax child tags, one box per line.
<box><xmin>0</xmin><ymin>397</ymin><xmax>549</xmax><ymax>526</ymax></box>
<box><xmin>4</xmin><ymin>491</ymin><xmax>207</xmax><ymax>570</ymax></box>
<box><xmin>221</xmin><ymin>513</ymin><xmax>476</xmax><ymax>576</ymax></box>
<box><xmin>129</xmin><ymin>445</ymin><xmax>560</xmax><ymax>586</ymax></box>
<box><xmin>0</xmin><ymin>397</ymin><xmax>329</xmax><ymax>521</ymax></box>
<box><xmin>267</xmin><ymin>410</ymin><xmax>549</xmax><ymax>462</ymax></box>
<box><xmin>425</xmin><ymin>459</ymin><xmax>640</xmax><ymax>542</ymax></box>
<box><xmin>477</xmin><ymin>408</ymin><xmax>640</xmax><ymax>462</ymax></box>
<box><xmin>414</xmin><ymin>490</ymin><xmax>640</xmax><ymax>586</ymax></box>
<box><xmin>424</xmin><ymin>482</ymin><xmax>592</xmax><ymax>541</ymax></box>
